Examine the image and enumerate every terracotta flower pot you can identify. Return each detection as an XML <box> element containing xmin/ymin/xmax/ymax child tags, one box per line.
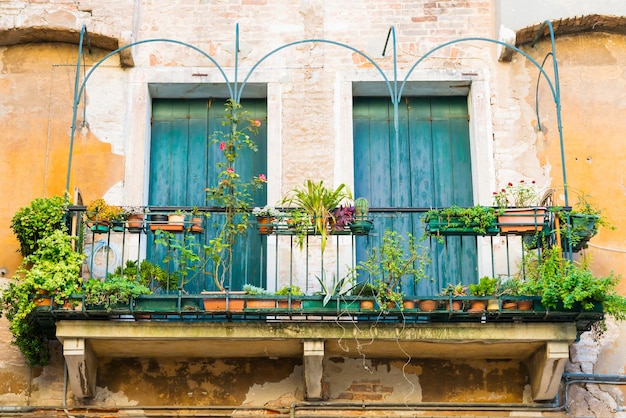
<box><xmin>418</xmin><ymin>299</ymin><xmax>438</xmax><ymax>312</ymax></box>
<box><xmin>359</xmin><ymin>299</ymin><xmax>375</xmax><ymax>310</ymax></box>
<box><xmin>498</xmin><ymin>207</ymin><xmax>547</xmax><ymax>233</ymax></box>
<box><xmin>468</xmin><ymin>300</ymin><xmax>487</xmax><ymax>313</ymax></box>
<box><xmin>517</xmin><ymin>300</ymin><xmax>533</xmax><ymax>311</ymax></box>
<box><xmin>257</xmin><ymin>216</ymin><xmax>275</xmax><ymax>234</ymax></box>
<box><xmin>503</xmin><ymin>301</ymin><xmax>518</xmax><ymax>310</ymax></box>
<box><xmin>127</xmin><ymin>213</ymin><xmax>144</xmax><ymax>232</ymax></box>
<box><xmin>403</xmin><ymin>300</ymin><xmax>416</xmax><ymax>309</ymax></box>
<box><xmin>444</xmin><ymin>300</ymin><xmax>463</xmax><ymax>311</ymax></box>
<box><xmin>202</xmin><ymin>291</ymin><xmax>245</xmax><ymax>312</ymax></box>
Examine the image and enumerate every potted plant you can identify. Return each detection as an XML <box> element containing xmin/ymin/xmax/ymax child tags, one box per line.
<box><xmin>424</xmin><ymin>205</ymin><xmax>499</xmax><ymax>236</ymax></box>
<box><xmin>440</xmin><ymin>282</ymin><xmax>468</xmax><ymax>311</ymax></box>
<box><xmin>554</xmin><ymin>194</ymin><xmax>613</xmax><ymax>252</ymax></box>
<box><xmin>84</xmin><ymin>274</ymin><xmax>151</xmax><ymax>312</ymax></box>
<box><xmin>314</xmin><ymin>274</ymin><xmax>354</xmax><ymax>309</ymax></box>
<box><xmin>356</xmin><ymin>230</ymin><xmax>431</xmax><ymax>312</ymax></box>
<box><xmin>167</xmin><ymin>210</ymin><xmax>186</xmax><ymax>231</ymax></box>
<box><xmin>468</xmin><ymin>276</ymin><xmax>498</xmax><ymax>312</ymax></box>
<box><xmin>252</xmin><ymin>205</ymin><xmax>283</xmax><ymax>234</ymax></box>
<box><xmin>330</xmin><ymin>205</ymin><xmax>354</xmax><ymax>232</ymax></box>
<box><xmin>243</xmin><ymin>284</ymin><xmax>275</xmax><ymax>308</ymax></box>
<box><xmin>493</xmin><ymin>180</ymin><xmax>547</xmax><ymax>234</ymax></box>
<box><xmin>2</xmin><ymin>230</ymin><xmax>85</xmax><ymax>367</ymax></box>
<box><xmin>10</xmin><ymin>194</ymin><xmax>69</xmax><ymax>257</ymax></box>
<box><xmin>350</xmin><ymin>197</ymin><xmax>373</xmax><ymax>235</ymax></box>
<box><xmin>284</xmin><ymin>209</ymin><xmax>314</xmax><ymax>249</ymax></box>
<box><xmin>204</xmin><ymin>99</ymin><xmax>267</xmax><ymax>292</ymax></box>
<box><xmin>280</xmin><ymin>179</ymin><xmax>352</xmax><ymax>253</ymax></box>
<box><xmin>497</xmin><ymin>277</ymin><xmax>523</xmax><ymax>310</ymax></box>
<box><xmin>114</xmin><ymin>259</ymin><xmax>178</xmax><ymax>293</ymax></box>
<box><xmin>275</xmin><ymin>285</ymin><xmax>304</xmax><ymax>309</ymax></box>
<box><xmin>188</xmin><ymin>207</ymin><xmax>206</xmax><ymax>233</ymax></box>
<box><xmin>124</xmin><ymin>206</ymin><xmax>145</xmax><ymax>233</ymax></box>
<box><xmin>85</xmin><ymin>198</ymin><xmax>124</xmax><ymax>232</ymax></box>
<box><xmin>350</xmin><ymin>281</ymin><xmax>377</xmax><ymax>310</ymax></box>
<box><xmin>519</xmin><ymin>246</ymin><xmax>626</xmax><ymax>320</ymax></box>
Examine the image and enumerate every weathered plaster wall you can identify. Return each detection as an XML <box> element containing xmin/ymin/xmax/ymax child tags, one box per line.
<box><xmin>85</xmin><ymin>356</ymin><xmax>527</xmax><ymax>407</ymax></box>
<box><xmin>502</xmin><ymin>32</ymin><xmax>626</xmax><ymax>417</ymax></box>
<box><xmin>0</xmin><ymin>42</ymin><xmax>124</xmax><ymax>275</ymax></box>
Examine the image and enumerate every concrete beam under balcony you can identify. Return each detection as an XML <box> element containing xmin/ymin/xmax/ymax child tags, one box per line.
<box><xmin>56</xmin><ymin>321</ymin><xmax>576</xmax><ymax>401</ymax></box>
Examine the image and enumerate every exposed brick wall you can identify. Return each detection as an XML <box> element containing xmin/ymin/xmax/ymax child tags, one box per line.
<box><xmin>336</xmin><ymin>379</ymin><xmax>394</xmax><ymax>401</ymax></box>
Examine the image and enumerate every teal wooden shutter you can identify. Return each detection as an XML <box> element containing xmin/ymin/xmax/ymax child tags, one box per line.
<box><xmin>149</xmin><ymin>99</ymin><xmax>268</xmax><ymax>292</ymax></box>
<box><xmin>353</xmin><ymin>97</ymin><xmax>475</xmax><ymax>296</ymax></box>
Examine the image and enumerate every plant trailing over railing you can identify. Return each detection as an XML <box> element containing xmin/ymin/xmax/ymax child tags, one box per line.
<box><xmin>552</xmin><ymin>193</ymin><xmax>614</xmax><ymax>251</ymax></box>
<box><xmin>2</xmin><ymin>230</ymin><xmax>85</xmax><ymax>367</ymax></box>
<box><xmin>204</xmin><ymin>99</ymin><xmax>267</xmax><ymax>291</ymax></box>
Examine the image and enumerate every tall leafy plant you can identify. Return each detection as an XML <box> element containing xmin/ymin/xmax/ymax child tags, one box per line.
<box><xmin>10</xmin><ymin>195</ymin><xmax>69</xmax><ymax>257</ymax></box>
<box><xmin>281</xmin><ymin>180</ymin><xmax>352</xmax><ymax>252</ymax></box>
<box><xmin>204</xmin><ymin>99</ymin><xmax>267</xmax><ymax>291</ymax></box>
<box><xmin>357</xmin><ymin>230</ymin><xmax>431</xmax><ymax>310</ymax></box>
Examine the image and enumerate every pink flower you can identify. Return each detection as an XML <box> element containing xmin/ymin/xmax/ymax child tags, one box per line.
<box><xmin>251</xmin><ymin>120</ymin><xmax>261</xmax><ymax>127</ymax></box>
<box><xmin>258</xmin><ymin>173</ymin><xmax>267</xmax><ymax>182</ymax></box>
<box><xmin>226</xmin><ymin>167</ymin><xmax>235</xmax><ymax>174</ymax></box>
<box><xmin>219</xmin><ymin>142</ymin><xmax>226</xmax><ymax>151</ymax></box>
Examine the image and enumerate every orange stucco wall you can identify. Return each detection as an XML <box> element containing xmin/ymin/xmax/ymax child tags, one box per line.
<box><xmin>0</xmin><ymin>43</ymin><xmax>124</xmax><ymax>275</ymax></box>
<box><xmin>526</xmin><ymin>33</ymin><xmax>626</xmax><ymax>285</ymax></box>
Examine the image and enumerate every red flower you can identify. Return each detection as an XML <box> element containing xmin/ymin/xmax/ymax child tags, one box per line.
<box><xmin>251</xmin><ymin>120</ymin><xmax>261</xmax><ymax>127</ymax></box>
<box><xmin>258</xmin><ymin>173</ymin><xmax>267</xmax><ymax>182</ymax></box>
<box><xmin>520</xmin><ymin>179</ymin><xmax>525</xmax><ymax>183</ymax></box>
<box><xmin>219</xmin><ymin>142</ymin><xmax>226</xmax><ymax>151</ymax></box>
<box><xmin>507</xmin><ymin>182</ymin><xmax>513</xmax><ymax>187</ymax></box>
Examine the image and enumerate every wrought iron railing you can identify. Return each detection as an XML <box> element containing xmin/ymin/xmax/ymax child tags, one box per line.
<box><xmin>69</xmin><ymin>205</ymin><xmax>572</xmax><ymax>297</ymax></box>
<box><xmin>28</xmin><ymin>205</ymin><xmax>602</xmax><ymax>335</ymax></box>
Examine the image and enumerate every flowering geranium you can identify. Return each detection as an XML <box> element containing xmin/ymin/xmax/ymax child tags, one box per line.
<box><xmin>493</xmin><ymin>180</ymin><xmax>540</xmax><ymax>207</ymax></box>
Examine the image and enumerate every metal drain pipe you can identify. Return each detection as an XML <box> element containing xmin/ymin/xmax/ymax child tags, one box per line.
<box><xmin>288</xmin><ymin>400</ymin><xmax>565</xmax><ymax>417</ymax></box>
<box><xmin>563</xmin><ymin>373</ymin><xmax>626</xmax><ymax>414</ymax></box>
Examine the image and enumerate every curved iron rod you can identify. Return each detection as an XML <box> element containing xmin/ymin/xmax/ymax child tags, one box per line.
<box><xmin>236</xmin><ymin>37</ymin><xmax>395</xmax><ymax>103</ymax></box>
<box><xmin>66</xmin><ymin>37</ymin><xmax>233</xmax><ymax>191</ymax></box>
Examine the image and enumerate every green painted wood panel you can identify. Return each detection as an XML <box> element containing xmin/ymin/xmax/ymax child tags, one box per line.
<box><xmin>149</xmin><ymin>99</ymin><xmax>268</xmax><ymax>292</ymax></box>
<box><xmin>353</xmin><ymin>97</ymin><xmax>475</xmax><ymax>296</ymax></box>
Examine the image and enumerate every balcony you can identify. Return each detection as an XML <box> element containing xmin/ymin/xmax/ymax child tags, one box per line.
<box><xmin>36</xmin><ymin>205</ymin><xmax>602</xmax><ymax>401</ymax></box>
